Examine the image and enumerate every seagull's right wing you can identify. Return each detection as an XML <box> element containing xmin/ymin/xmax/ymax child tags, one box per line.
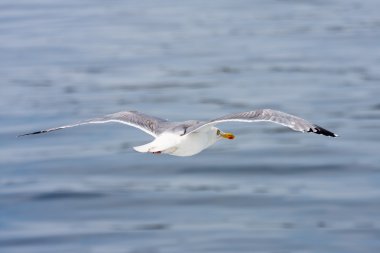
<box><xmin>18</xmin><ymin>111</ymin><xmax>169</xmax><ymax>137</ymax></box>
<box><xmin>185</xmin><ymin>109</ymin><xmax>338</xmax><ymax>137</ymax></box>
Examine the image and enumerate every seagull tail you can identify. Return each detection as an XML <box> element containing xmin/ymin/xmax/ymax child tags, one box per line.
<box><xmin>133</xmin><ymin>142</ymin><xmax>154</xmax><ymax>153</ymax></box>
<box><xmin>133</xmin><ymin>135</ymin><xmax>179</xmax><ymax>154</ymax></box>
<box><xmin>133</xmin><ymin>140</ymin><xmax>165</xmax><ymax>153</ymax></box>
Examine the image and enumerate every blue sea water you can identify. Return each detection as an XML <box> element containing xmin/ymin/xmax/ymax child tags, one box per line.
<box><xmin>1</xmin><ymin>0</ymin><xmax>380</xmax><ymax>252</ymax></box>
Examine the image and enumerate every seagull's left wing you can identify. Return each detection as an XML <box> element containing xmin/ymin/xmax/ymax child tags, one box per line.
<box><xmin>18</xmin><ymin>111</ymin><xmax>169</xmax><ymax>138</ymax></box>
<box><xmin>185</xmin><ymin>109</ymin><xmax>337</xmax><ymax>137</ymax></box>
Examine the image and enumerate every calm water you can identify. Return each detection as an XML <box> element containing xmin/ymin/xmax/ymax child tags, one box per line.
<box><xmin>1</xmin><ymin>0</ymin><xmax>380</xmax><ymax>252</ymax></box>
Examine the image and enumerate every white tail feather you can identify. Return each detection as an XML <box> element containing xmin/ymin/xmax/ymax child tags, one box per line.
<box><xmin>133</xmin><ymin>143</ymin><xmax>155</xmax><ymax>153</ymax></box>
<box><xmin>133</xmin><ymin>133</ymin><xmax>181</xmax><ymax>153</ymax></box>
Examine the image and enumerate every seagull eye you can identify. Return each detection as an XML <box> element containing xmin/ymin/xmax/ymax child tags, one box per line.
<box><xmin>216</xmin><ymin>130</ymin><xmax>220</xmax><ymax>135</ymax></box>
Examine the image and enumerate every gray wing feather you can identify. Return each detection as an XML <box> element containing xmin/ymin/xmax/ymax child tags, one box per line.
<box><xmin>186</xmin><ymin>109</ymin><xmax>337</xmax><ymax>137</ymax></box>
<box><xmin>18</xmin><ymin>111</ymin><xmax>169</xmax><ymax>137</ymax></box>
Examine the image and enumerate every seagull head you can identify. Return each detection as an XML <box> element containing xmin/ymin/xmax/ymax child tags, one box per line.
<box><xmin>216</xmin><ymin>129</ymin><xmax>235</xmax><ymax>140</ymax></box>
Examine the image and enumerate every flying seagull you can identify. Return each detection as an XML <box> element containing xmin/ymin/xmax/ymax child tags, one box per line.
<box><xmin>19</xmin><ymin>109</ymin><xmax>337</xmax><ymax>156</ymax></box>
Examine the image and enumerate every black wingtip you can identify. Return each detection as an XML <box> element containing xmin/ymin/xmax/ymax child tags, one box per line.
<box><xmin>308</xmin><ymin>125</ymin><xmax>338</xmax><ymax>137</ymax></box>
<box><xmin>17</xmin><ymin>130</ymin><xmax>47</xmax><ymax>137</ymax></box>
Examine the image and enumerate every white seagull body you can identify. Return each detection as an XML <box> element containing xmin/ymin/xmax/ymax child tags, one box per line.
<box><xmin>19</xmin><ymin>109</ymin><xmax>337</xmax><ymax>157</ymax></box>
<box><xmin>134</xmin><ymin>128</ymin><xmax>221</xmax><ymax>156</ymax></box>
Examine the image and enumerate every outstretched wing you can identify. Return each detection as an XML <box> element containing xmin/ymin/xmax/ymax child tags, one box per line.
<box><xmin>18</xmin><ymin>111</ymin><xmax>169</xmax><ymax>137</ymax></box>
<box><xmin>185</xmin><ymin>109</ymin><xmax>337</xmax><ymax>137</ymax></box>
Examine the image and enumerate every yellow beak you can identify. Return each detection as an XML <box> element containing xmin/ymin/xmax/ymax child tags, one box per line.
<box><xmin>220</xmin><ymin>132</ymin><xmax>235</xmax><ymax>140</ymax></box>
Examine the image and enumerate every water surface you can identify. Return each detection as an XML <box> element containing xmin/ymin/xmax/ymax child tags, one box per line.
<box><xmin>1</xmin><ymin>0</ymin><xmax>380</xmax><ymax>252</ymax></box>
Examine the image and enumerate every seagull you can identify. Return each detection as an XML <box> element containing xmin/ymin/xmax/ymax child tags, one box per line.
<box><xmin>19</xmin><ymin>109</ymin><xmax>337</xmax><ymax>157</ymax></box>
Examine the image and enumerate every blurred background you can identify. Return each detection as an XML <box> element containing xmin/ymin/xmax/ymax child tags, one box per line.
<box><xmin>1</xmin><ymin>0</ymin><xmax>380</xmax><ymax>252</ymax></box>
